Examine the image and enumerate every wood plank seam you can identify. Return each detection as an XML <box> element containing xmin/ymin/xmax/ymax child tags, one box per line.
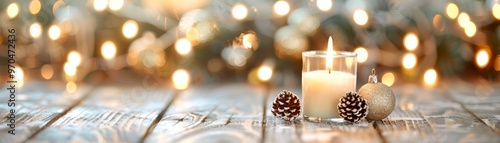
<box><xmin>441</xmin><ymin>89</ymin><xmax>498</xmax><ymax>133</ymax></box>
<box><xmin>139</xmin><ymin>90</ymin><xmax>180</xmax><ymax>143</ymax></box>
<box><xmin>260</xmin><ymin>86</ymin><xmax>270</xmax><ymax>143</ymax></box>
<box><xmin>373</xmin><ymin>121</ymin><xmax>388</xmax><ymax>143</ymax></box>
<box><xmin>225</xmin><ymin>114</ymin><xmax>234</xmax><ymax>125</ymax></box>
<box><xmin>23</xmin><ymin>85</ymin><xmax>95</xmax><ymax>142</ymax></box>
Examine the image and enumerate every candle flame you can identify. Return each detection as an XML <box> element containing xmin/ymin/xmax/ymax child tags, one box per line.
<box><xmin>326</xmin><ymin>36</ymin><xmax>334</xmax><ymax>71</ymax></box>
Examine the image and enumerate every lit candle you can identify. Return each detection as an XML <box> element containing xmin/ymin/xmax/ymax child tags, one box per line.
<box><xmin>302</xmin><ymin>37</ymin><xmax>357</xmax><ymax>121</ymax></box>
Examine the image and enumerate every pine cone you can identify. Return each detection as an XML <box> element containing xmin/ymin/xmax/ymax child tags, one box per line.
<box><xmin>338</xmin><ymin>92</ymin><xmax>369</xmax><ymax>122</ymax></box>
<box><xmin>271</xmin><ymin>90</ymin><xmax>301</xmax><ymax>121</ymax></box>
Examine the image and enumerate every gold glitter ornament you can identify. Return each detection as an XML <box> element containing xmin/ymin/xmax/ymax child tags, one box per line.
<box><xmin>358</xmin><ymin>69</ymin><xmax>395</xmax><ymax>121</ymax></box>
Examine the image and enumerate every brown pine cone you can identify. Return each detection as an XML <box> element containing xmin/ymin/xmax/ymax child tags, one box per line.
<box><xmin>338</xmin><ymin>91</ymin><xmax>368</xmax><ymax>122</ymax></box>
<box><xmin>271</xmin><ymin>90</ymin><xmax>301</xmax><ymax>121</ymax></box>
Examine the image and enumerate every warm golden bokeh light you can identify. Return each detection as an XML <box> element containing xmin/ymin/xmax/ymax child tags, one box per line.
<box><xmin>49</xmin><ymin>25</ymin><xmax>61</xmax><ymax>40</ymax></box>
<box><xmin>446</xmin><ymin>3</ymin><xmax>459</xmax><ymax>19</ymax></box>
<box><xmin>316</xmin><ymin>0</ymin><xmax>333</xmax><ymax>12</ymax></box>
<box><xmin>94</xmin><ymin>0</ymin><xmax>108</xmax><ymax>12</ymax></box>
<box><xmin>175</xmin><ymin>38</ymin><xmax>192</xmax><ymax>56</ymax></box>
<box><xmin>457</xmin><ymin>12</ymin><xmax>470</xmax><ymax>28</ymax></box>
<box><xmin>402</xmin><ymin>53</ymin><xmax>417</xmax><ymax>69</ymax></box>
<box><xmin>381</xmin><ymin>72</ymin><xmax>395</xmax><ymax>87</ymax></box>
<box><xmin>354</xmin><ymin>47</ymin><xmax>368</xmax><ymax>63</ymax></box>
<box><xmin>274</xmin><ymin>1</ymin><xmax>290</xmax><ymax>16</ymax></box>
<box><xmin>353</xmin><ymin>10</ymin><xmax>368</xmax><ymax>26</ymax></box>
<box><xmin>423</xmin><ymin>69</ymin><xmax>438</xmax><ymax>87</ymax></box>
<box><xmin>433</xmin><ymin>14</ymin><xmax>445</xmax><ymax>32</ymax></box>
<box><xmin>66</xmin><ymin>81</ymin><xmax>77</xmax><ymax>93</ymax></box>
<box><xmin>242</xmin><ymin>33</ymin><xmax>258</xmax><ymax>50</ymax></box>
<box><xmin>122</xmin><ymin>20</ymin><xmax>139</xmax><ymax>39</ymax></box>
<box><xmin>14</xmin><ymin>66</ymin><xmax>24</xmax><ymax>87</ymax></box>
<box><xmin>476</xmin><ymin>49</ymin><xmax>489</xmax><ymax>68</ymax></box>
<box><xmin>464</xmin><ymin>22</ymin><xmax>477</xmax><ymax>37</ymax></box>
<box><xmin>258</xmin><ymin>66</ymin><xmax>273</xmax><ymax>82</ymax></box>
<box><xmin>67</xmin><ymin>51</ymin><xmax>82</xmax><ymax>66</ymax></box>
<box><xmin>494</xmin><ymin>56</ymin><xmax>500</xmax><ymax>71</ymax></box>
<box><xmin>30</xmin><ymin>23</ymin><xmax>43</xmax><ymax>38</ymax></box>
<box><xmin>109</xmin><ymin>0</ymin><xmax>124</xmax><ymax>11</ymax></box>
<box><xmin>29</xmin><ymin>0</ymin><xmax>41</xmax><ymax>15</ymax></box>
<box><xmin>7</xmin><ymin>3</ymin><xmax>20</xmax><ymax>19</ymax></box>
<box><xmin>53</xmin><ymin>0</ymin><xmax>65</xmax><ymax>15</ymax></box>
<box><xmin>232</xmin><ymin>3</ymin><xmax>248</xmax><ymax>20</ymax></box>
<box><xmin>172</xmin><ymin>69</ymin><xmax>190</xmax><ymax>90</ymax></box>
<box><xmin>64</xmin><ymin>62</ymin><xmax>77</xmax><ymax>76</ymax></box>
<box><xmin>101</xmin><ymin>41</ymin><xmax>117</xmax><ymax>60</ymax></box>
<box><xmin>493</xmin><ymin>4</ymin><xmax>500</xmax><ymax>20</ymax></box>
<box><xmin>404</xmin><ymin>33</ymin><xmax>419</xmax><ymax>51</ymax></box>
<box><xmin>41</xmin><ymin>64</ymin><xmax>54</xmax><ymax>80</ymax></box>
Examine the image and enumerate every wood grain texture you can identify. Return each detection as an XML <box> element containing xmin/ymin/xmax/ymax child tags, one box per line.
<box><xmin>3</xmin><ymin>81</ymin><xmax>500</xmax><ymax>143</ymax></box>
<box><xmin>446</xmin><ymin>82</ymin><xmax>500</xmax><ymax>134</ymax></box>
<box><xmin>27</xmin><ymin>85</ymin><xmax>175</xmax><ymax>143</ymax></box>
<box><xmin>145</xmin><ymin>83</ymin><xmax>266</xmax><ymax>143</ymax></box>
<box><xmin>375</xmin><ymin>84</ymin><xmax>500</xmax><ymax>143</ymax></box>
<box><xmin>0</xmin><ymin>81</ymin><xmax>91</xmax><ymax>143</ymax></box>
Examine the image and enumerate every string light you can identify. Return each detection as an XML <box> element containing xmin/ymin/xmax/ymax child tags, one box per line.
<box><xmin>231</xmin><ymin>3</ymin><xmax>248</xmax><ymax>20</ymax></box>
<box><xmin>353</xmin><ymin>10</ymin><xmax>368</xmax><ymax>26</ymax></box>
<box><xmin>242</xmin><ymin>33</ymin><xmax>258</xmax><ymax>50</ymax></box>
<box><xmin>316</xmin><ymin>0</ymin><xmax>333</xmax><ymax>12</ymax></box>
<box><xmin>94</xmin><ymin>0</ymin><xmax>108</xmax><ymax>12</ymax></box>
<box><xmin>457</xmin><ymin>12</ymin><xmax>470</xmax><ymax>28</ymax></box>
<box><xmin>446</xmin><ymin>3</ymin><xmax>459</xmax><ymax>19</ymax></box>
<box><xmin>494</xmin><ymin>56</ymin><xmax>500</xmax><ymax>71</ymax></box>
<box><xmin>29</xmin><ymin>0</ymin><xmax>41</xmax><ymax>15</ymax></box>
<box><xmin>30</xmin><ymin>23</ymin><xmax>42</xmax><ymax>38</ymax></box>
<box><xmin>354</xmin><ymin>47</ymin><xmax>368</xmax><ymax>63</ymax></box>
<box><xmin>64</xmin><ymin>62</ymin><xmax>77</xmax><ymax>76</ymax></box>
<box><xmin>423</xmin><ymin>69</ymin><xmax>438</xmax><ymax>87</ymax></box>
<box><xmin>101</xmin><ymin>41</ymin><xmax>117</xmax><ymax>60</ymax></box>
<box><xmin>7</xmin><ymin>3</ymin><xmax>20</xmax><ymax>19</ymax></box>
<box><xmin>49</xmin><ymin>25</ymin><xmax>61</xmax><ymax>40</ymax></box>
<box><xmin>14</xmin><ymin>66</ymin><xmax>24</xmax><ymax>87</ymax></box>
<box><xmin>273</xmin><ymin>1</ymin><xmax>290</xmax><ymax>16</ymax></box>
<box><xmin>464</xmin><ymin>22</ymin><xmax>476</xmax><ymax>37</ymax></box>
<box><xmin>433</xmin><ymin>14</ymin><xmax>445</xmax><ymax>32</ymax></box>
<box><xmin>122</xmin><ymin>20</ymin><xmax>138</xmax><ymax>39</ymax></box>
<box><xmin>475</xmin><ymin>49</ymin><xmax>489</xmax><ymax>68</ymax></box>
<box><xmin>402</xmin><ymin>53</ymin><xmax>417</xmax><ymax>69</ymax></box>
<box><xmin>175</xmin><ymin>38</ymin><xmax>192</xmax><ymax>56</ymax></box>
<box><xmin>404</xmin><ymin>33</ymin><xmax>418</xmax><ymax>51</ymax></box>
<box><xmin>53</xmin><ymin>0</ymin><xmax>65</xmax><ymax>15</ymax></box>
<box><xmin>381</xmin><ymin>72</ymin><xmax>395</xmax><ymax>87</ymax></box>
<box><xmin>66</xmin><ymin>81</ymin><xmax>77</xmax><ymax>93</ymax></box>
<box><xmin>493</xmin><ymin>4</ymin><xmax>500</xmax><ymax>20</ymax></box>
<box><xmin>67</xmin><ymin>51</ymin><xmax>82</xmax><ymax>66</ymax></box>
<box><xmin>41</xmin><ymin>64</ymin><xmax>54</xmax><ymax>80</ymax></box>
<box><xmin>172</xmin><ymin>69</ymin><xmax>190</xmax><ymax>90</ymax></box>
<box><xmin>258</xmin><ymin>66</ymin><xmax>273</xmax><ymax>82</ymax></box>
<box><xmin>109</xmin><ymin>0</ymin><xmax>124</xmax><ymax>11</ymax></box>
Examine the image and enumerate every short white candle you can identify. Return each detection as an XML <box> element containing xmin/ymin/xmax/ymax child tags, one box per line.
<box><xmin>301</xmin><ymin>36</ymin><xmax>357</xmax><ymax>121</ymax></box>
<box><xmin>302</xmin><ymin>70</ymin><xmax>356</xmax><ymax>118</ymax></box>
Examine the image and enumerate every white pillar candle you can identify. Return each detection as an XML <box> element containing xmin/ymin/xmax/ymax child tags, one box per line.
<box><xmin>302</xmin><ymin>36</ymin><xmax>357</xmax><ymax>121</ymax></box>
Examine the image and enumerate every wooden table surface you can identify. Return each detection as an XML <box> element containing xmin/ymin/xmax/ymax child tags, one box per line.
<box><xmin>1</xmin><ymin>80</ymin><xmax>500</xmax><ymax>143</ymax></box>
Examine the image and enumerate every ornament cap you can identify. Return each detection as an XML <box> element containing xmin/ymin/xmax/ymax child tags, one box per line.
<box><xmin>368</xmin><ymin>69</ymin><xmax>378</xmax><ymax>83</ymax></box>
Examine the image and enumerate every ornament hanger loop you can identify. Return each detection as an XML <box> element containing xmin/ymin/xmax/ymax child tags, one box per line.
<box><xmin>368</xmin><ymin>68</ymin><xmax>378</xmax><ymax>83</ymax></box>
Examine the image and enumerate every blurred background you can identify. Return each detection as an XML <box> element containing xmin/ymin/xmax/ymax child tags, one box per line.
<box><xmin>0</xmin><ymin>0</ymin><xmax>499</xmax><ymax>92</ymax></box>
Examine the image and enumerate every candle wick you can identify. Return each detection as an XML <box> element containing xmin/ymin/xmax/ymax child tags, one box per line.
<box><xmin>329</xmin><ymin>69</ymin><xmax>331</xmax><ymax>74</ymax></box>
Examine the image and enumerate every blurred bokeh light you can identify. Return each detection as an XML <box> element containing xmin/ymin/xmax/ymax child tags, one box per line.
<box><xmin>7</xmin><ymin>3</ymin><xmax>19</xmax><ymax>19</ymax></box>
<box><xmin>101</xmin><ymin>41</ymin><xmax>117</xmax><ymax>60</ymax></box>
